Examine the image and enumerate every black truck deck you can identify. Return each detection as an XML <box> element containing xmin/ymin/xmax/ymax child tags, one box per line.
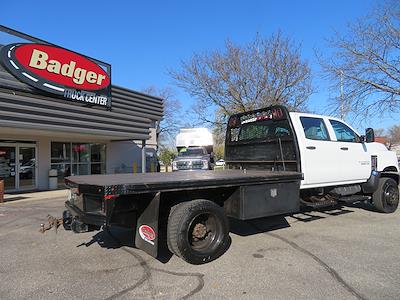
<box><xmin>66</xmin><ymin>170</ymin><xmax>302</xmax><ymax>195</ymax></box>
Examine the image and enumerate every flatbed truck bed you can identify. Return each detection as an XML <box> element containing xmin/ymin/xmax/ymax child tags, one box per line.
<box><xmin>64</xmin><ymin>169</ymin><xmax>302</xmax><ymax>264</ymax></box>
<box><xmin>66</xmin><ymin>170</ymin><xmax>302</xmax><ymax>194</ymax></box>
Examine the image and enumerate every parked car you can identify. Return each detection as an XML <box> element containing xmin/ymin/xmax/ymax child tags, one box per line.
<box><xmin>20</xmin><ymin>159</ymin><xmax>35</xmax><ymax>179</ymax></box>
<box><xmin>215</xmin><ymin>159</ymin><xmax>225</xmax><ymax>166</ymax></box>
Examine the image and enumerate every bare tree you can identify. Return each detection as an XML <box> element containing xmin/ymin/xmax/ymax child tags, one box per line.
<box><xmin>170</xmin><ymin>32</ymin><xmax>313</xmax><ymax>127</ymax></box>
<box><xmin>388</xmin><ymin>124</ymin><xmax>400</xmax><ymax>147</ymax></box>
<box><xmin>142</xmin><ymin>86</ymin><xmax>182</xmax><ymax>146</ymax></box>
<box><xmin>321</xmin><ymin>0</ymin><xmax>400</xmax><ymax>121</ymax></box>
<box><xmin>374</xmin><ymin>128</ymin><xmax>386</xmax><ymax>137</ymax></box>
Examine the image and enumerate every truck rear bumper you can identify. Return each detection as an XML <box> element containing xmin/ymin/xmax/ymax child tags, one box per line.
<box><xmin>65</xmin><ymin>201</ymin><xmax>106</xmax><ymax>227</ymax></box>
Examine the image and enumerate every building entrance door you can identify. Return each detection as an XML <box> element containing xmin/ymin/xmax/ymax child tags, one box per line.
<box><xmin>0</xmin><ymin>143</ymin><xmax>37</xmax><ymax>192</ymax></box>
<box><xmin>18</xmin><ymin>146</ymin><xmax>36</xmax><ymax>190</ymax></box>
<box><xmin>0</xmin><ymin>146</ymin><xmax>16</xmax><ymax>191</ymax></box>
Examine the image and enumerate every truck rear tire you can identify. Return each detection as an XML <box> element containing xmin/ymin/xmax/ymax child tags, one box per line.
<box><xmin>372</xmin><ymin>177</ymin><xmax>399</xmax><ymax>213</ymax></box>
<box><xmin>167</xmin><ymin>199</ymin><xmax>230</xmax><ymax>264</ymax></box>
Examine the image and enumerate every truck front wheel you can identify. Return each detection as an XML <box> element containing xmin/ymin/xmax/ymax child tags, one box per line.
<box><xmin>167</xmin><ymin>199</ymin><xmax>230</xmax><ymax>264</ymax></box>
<box><xmin>372</xmin><ymin>177</ymin><xmax>399</xmax><ymax>213</ymax></box>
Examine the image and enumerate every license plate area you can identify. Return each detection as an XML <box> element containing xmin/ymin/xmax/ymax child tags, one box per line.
<box><xmin>83</xmin><ymin>194</ymin><xmax>104</xmax><ymax>214</ymax></box>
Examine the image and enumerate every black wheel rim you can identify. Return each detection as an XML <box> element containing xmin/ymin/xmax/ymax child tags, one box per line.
<box><xmin>383</xmin><ymin>182</ymin><xmax>399</xmax><ymax>209</ymax></box>
<box><xmin>187</xmin><ymin>212</ymin><xmax>221</xmax><ymax>252</ymax></box>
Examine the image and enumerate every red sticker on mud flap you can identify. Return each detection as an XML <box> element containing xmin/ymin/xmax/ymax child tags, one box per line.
<box><xmin>138</xmin><ymin>225</ymin><xmax>156</xmax><ymax>245</ymax></box>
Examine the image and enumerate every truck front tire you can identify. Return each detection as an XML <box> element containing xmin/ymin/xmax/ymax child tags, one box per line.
<box><xmin>372</xmin><ymin>177</ymin><xmax>399</xmax><ymax>213</ymax></box>
<box><xmin>167</xmin><ymin>199</ymin><xmax>230</xmax><ymax>264</ymax></box>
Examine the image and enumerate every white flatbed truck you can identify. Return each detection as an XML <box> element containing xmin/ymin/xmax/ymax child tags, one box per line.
<box><xmin>64</xmin><ymin>106</ymin><xmax>399</xmax><ymax>264</ymax></box>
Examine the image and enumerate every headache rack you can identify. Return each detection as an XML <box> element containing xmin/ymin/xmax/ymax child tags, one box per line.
<box><xmin>224</xmin><ymin>105</ymin><xmax>301</xmax><ymax>172</ymax></box>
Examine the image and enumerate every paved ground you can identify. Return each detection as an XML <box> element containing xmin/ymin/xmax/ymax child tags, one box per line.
<box><xmin>0</xmin><ymin>194</ymin><xmax>399</xmax><ymax>300</ymax></box>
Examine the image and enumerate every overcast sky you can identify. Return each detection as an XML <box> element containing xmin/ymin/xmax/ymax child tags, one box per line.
<box><xmin>4</xmin><ymin>0</ymin><xmax>396</xmax><ymax>132</ymax></box>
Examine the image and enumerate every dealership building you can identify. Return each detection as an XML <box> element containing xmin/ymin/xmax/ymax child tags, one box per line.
<box><xmin>0</xmin><ymin>26</ymin><xmax>163</xmax><ymax>192</ymax></box>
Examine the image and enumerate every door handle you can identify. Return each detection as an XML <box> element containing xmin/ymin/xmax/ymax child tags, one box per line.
<box><xmin>306</xmin><ymin>146</ymin><xmax>316</xmax><ymax>150</ymax></box>
<box><xmin>340</xmin><ymin>147</ymin><xmax>349</xmax><ymax>151</ymax></box>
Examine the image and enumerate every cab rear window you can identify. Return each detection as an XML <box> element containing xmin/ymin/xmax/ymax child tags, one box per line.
<box><xmin>229</xmin><ymin>119</ymin><xmax>291</xmax><ymax>142</ymax></box>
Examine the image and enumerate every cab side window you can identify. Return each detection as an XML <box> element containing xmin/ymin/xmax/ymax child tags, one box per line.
<box><xmin>329</xmin><ymin>120</ymin><xmax>360</xmax><ymax>142</ymax></box>
<box><xmin>300</xmin><ymin>117</ymin><xmax>330</xmax><ymax>141</ymax></box>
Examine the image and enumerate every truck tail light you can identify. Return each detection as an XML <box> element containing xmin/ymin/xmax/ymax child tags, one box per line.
<box><xmin>103</xmin><ymin>195</ymin><xmax>118</xmax><ymax>213</ymax></box>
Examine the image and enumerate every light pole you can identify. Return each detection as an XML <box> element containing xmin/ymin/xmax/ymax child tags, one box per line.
<box><xmin>340</xmin><ymin>70</ymin><xmax>345</xmax><ymax>120</ymax></box>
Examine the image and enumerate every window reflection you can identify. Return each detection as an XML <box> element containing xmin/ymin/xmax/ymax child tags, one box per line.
<box><xmin>50</xmin><ymin>142</ymin><xmax>106</xmax><ymax>186</ymax></box>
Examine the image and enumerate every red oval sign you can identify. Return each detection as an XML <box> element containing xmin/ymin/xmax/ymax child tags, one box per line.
<box><xmin>13</xmin><ymin>44</ymin><xmax>110</xmax><ymax>91</ymax></box>
<box><xmin>139</xmin><ymin>225</ymin><xmax>156</xmax><ymax>241</ymax></box>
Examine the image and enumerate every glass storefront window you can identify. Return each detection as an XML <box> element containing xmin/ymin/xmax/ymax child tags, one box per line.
<box><xmin>51</xmin><ymin>142</ymin><xmax>71</xmax><ymax>164</ymax></box>
<box><xmin>72</xmin><ymin>143</ymin><xmax>90</xmax><ymax>163</ymax></box>
<box><xmin>91</xmin><ymin>144</ymin><xmax>106</xmax><ymax>163</ymax></box>
<box><xmin>51</xmin><ymin>164</ymin><xmax>68</xmax><ymax>186</ymax></box>
<box><xmin>91</xmin><ymin>163</ymin><xmax>105</xmax><ymax>175</ymax></box>
<box><xmin>72</xmin><ymin>164</ymin><xmax>90</xmax><ymax>176</ymax></box>
<box><xmin>50</xmin><ymin>142</ymin><xmax>106</xmax><ymax>186</ymax></box>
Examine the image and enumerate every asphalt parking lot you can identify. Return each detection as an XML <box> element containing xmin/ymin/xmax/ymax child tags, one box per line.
<box><xmin>0</xmin><ymin>196</ymin><xmax>399</xmax><ymax>300</ymax></box>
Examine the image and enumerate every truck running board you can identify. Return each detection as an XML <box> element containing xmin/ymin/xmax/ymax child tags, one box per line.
<box><xmin>301</xmin><ymin>194</ymin><xmax>371</xmax><ymax>209</ymax></box>
<box><xmin>300</xmin><ymin>198</ymin><xmax>337</xmax><ymax>209</ymax></box>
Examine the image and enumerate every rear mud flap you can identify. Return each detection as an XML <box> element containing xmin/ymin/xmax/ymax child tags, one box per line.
<box><xmin>135</xmin><ymin>192</ymin><xmax>160</xmax><ymax>258</ymax></box>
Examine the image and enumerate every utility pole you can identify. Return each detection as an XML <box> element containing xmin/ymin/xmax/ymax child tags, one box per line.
<box><xmin>340</xmin><ymin>70</ymin><xmax>345</xmax><ymax>120</ymax></box>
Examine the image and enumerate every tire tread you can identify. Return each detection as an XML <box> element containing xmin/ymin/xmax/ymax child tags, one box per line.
<box><xmin>167</xmin><ymin>199</ymin><xmax>229</xmax><ymax>264</ymax></box>
<box><xmin>373</xmin><ymin>177</ymin><xmax>399</xmax><ymax>213</ymax></box>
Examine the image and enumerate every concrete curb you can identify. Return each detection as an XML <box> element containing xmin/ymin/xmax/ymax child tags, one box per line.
<box><xmin>2</xmin><ymin>189</ymin><xmax>68</xmax><ymax>205</ymax></box>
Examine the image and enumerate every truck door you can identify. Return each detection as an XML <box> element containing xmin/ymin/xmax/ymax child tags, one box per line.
<box><xmin>298</xmin><ymin>116</ymin><xmax>344</xmax><ymax>187</ymax></box>
<box><xmin>327</xmin><ymin>119</ymin><xmax>370</xmax><ymax>182</ymax></box>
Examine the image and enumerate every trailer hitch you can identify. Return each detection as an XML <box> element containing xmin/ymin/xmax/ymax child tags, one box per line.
<box><xmin>39</xmin><ymin>215</ymin><xmax>63</xmax><ymax>233</ymax></box>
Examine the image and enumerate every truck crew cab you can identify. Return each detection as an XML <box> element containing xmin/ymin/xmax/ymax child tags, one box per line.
<box><xmin>64</xmin><ymin>106</ymin><xmax>399</xmax><ymax>264</ymax></box>
<box><xmin>226</xmin><ymin>107</ymin><xmax>399</xmax><ymax>211</ymax></box>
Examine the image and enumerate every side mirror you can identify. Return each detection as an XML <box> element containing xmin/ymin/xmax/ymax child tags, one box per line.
<box><xmin>365</xmin><ymin>128</ymin><xmax>375</xmax><ymax>143</ymax></box>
